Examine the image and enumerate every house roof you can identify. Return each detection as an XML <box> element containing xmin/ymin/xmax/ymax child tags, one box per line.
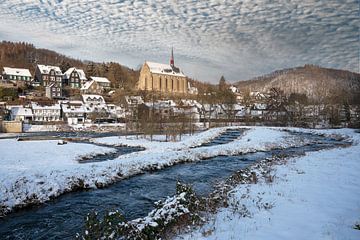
<box><xmin>82</xmin><ymin>94</ymin><xmax>105</xmax><ymax>103</ymax></box>
<box><xmin>80</xmin><ymin>80</ymin><xmax>96</xmax><ymax>90</ymax></box>
<box><xmin>145</xmin><ymin>61</ymin><xmax>186</xmax><ymax>77</ymax></box>
<box><xmin>11</xmin><ymin>107</ymin><xmax>33</xmax><ymax>117</ymax></box>
<box><xmin>61</xmin><ymin>103</ymin><xmax>86</xmax><ymax>113</ymax></box>
<box><xmin>64</xmin><ymin>67</ymin><xmax>87</xmax><ymax>80</ymax></box>
<box><xmin>90</xmin><ymin>76</ymin><xmax>110</xmax><ymax>83</ymax></box>
<box><xmin>37</xmin><ymin>65</ymin><xmax>62</xmax><ymax>75</ymax></box>
<box><xmin>46</xmin><ymin>83</ymin><xmax>56</xmax><ymax>88</ymax></box>
<box><xmin>3</xmin><ymin>67</ymin><xmax>32</xmax><ymax>77</ymax></box>
<box><xmin>31</xmin><ymin>103</ymin><xmax>61</xmax><ymax>110</ymax></box>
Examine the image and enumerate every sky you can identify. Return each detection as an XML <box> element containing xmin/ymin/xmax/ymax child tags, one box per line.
<box><xmin>0</xmin><ymin>0</ymin><xmax>359</xmax><ymax>83</ymax></box>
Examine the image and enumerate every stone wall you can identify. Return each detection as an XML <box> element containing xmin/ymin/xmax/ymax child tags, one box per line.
<box><xmin>1</xmin><ymin>121</ymin><xmax>23</xmax><ymax>133</ymax></box>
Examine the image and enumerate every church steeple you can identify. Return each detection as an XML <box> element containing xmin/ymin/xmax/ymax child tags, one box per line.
<box><xmin>170</xmin><ymin>47</ymin><xmax>174</xmax><ymax>67</ymax></box>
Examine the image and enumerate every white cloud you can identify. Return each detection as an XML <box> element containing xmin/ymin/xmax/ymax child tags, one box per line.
<box><xmin>0</xmin><ymin>0</ymin><xmax>358</xmax><ymax>83</ymax></box>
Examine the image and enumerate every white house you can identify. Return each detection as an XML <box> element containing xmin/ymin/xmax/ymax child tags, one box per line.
<box><xmin>10</xmin><ymin>107</ymin><xmax>33</xmax><ymax>122</ymax></box>
<box><xmin>82</xmin><ymin>94</ymin><xmax>108</xmax><ymax>113</ymax></box>
<box><xmin>125</xmin><ymin>96</ymin><xmax>144</xmax><ymax>107</ymax></box>
<box><xmin>107</xmin><ymin>104</ymin><xmax>125</xmax><ymax>119</ymax></box>
<box><xmin>31</xmin><ymin>103</ymin><xmax>61</xmax><ymax>122</ymax></box>
<box><xmin>60</xmin><ymin>100</ymin><xmax>86</xmax><ymax>125</ymax></box>
<box><xmin>187</xmin><ymin>82</ymin><xmax>199</xmax><ymax>95</ymax></box>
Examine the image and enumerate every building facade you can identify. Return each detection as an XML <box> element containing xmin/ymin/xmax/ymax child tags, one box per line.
<box><xmin>90</xmin><ymin>76</ymin><xmax>111</xmax><ymax>90</ymax></box>
<box><xmin>35</xmin><ymin>65</ymin><xmax>63</xmax><ymax>98</ymax></box>
<box><xmin>45</xmin><ymin>83</ymin><xmax>62</xmax><ymax>99</ymax></box>
<box><xmin>2</xmin><ymin>67</ymin><xmax>32</xmax><ymax>83</ymax></box>
<box><xmin>63</xmin><ymin>67</ymin><xmax>87</xmax><ymax>88</ymax></box>
<box><xmin>31</xmin><ymin>103</ymin><xmax>61</xmax><ymax>122</ymax></box>
<box><xmin>137</xmin><ymin>50</ymin><xmax>188</xmax><ymax>94</ymax></box>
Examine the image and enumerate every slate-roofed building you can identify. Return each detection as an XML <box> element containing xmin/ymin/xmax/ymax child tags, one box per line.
<box><xmin>63</xmin><ymin>67</ymin><xmax>87</xmax><ymax>88</ymax></box>
<box><xmin>35</xmin><ymin>65</ymin><xmax>63</xmax><ymax>98</ymax></box>
<box><xmin>2</xmin><ymin>67</ymin><xmax>32</xmax><ymax>82</ymax></box>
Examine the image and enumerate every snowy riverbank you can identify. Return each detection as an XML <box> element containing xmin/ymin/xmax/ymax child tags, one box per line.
<box><xmin>0</xmin><ymin>126</ymin><xmax>311</xmax><ymax>217</ymax></box>
<box><xmin>177</xmin><ymin>128</ymin><xmax>360</xmax><ymax>240</ymax></box>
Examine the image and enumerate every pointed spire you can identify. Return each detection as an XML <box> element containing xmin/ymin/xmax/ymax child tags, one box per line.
<box><xmin>170</xmin><ymin>47</ymin><xmax>174</xmax><ymax>67</ymax></box>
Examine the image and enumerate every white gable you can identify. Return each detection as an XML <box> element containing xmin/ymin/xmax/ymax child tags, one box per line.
<box><xmin>80</xmin><ymin>80</ymin><xmax>95</xmax><ymax>90</ymax></box>
<box><xmin>64</xmin><ymin>67</ymin><xmax>87</xmax><ymax>80</ymax></box>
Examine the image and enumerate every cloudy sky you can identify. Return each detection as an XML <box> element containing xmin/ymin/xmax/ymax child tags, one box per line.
<box><xmin>0</xmin><ymin>0</ymin><xmax>358</xmax><ymax>83</ymax></box>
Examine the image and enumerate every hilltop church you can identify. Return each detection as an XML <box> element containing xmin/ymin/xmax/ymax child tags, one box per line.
<box><xmin>137</xmin><ymin>49</ymin><xmax>188</xmax><ymax>94</ymax></box>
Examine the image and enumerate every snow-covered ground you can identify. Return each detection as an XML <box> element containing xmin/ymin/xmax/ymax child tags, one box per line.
<box><xmin>0</xmin><ymin>139</ymin><xmax>117</xmax><ymax>215</ymax></box>
<box><xmin>177</xmin><ymin>128</ymin><xmax>360</xmax><ymax>240</ymax></box>
<box><xmin>0</xmin><ymin>126</ymin><xmax>310</xmax><ymax>216</ymax></box>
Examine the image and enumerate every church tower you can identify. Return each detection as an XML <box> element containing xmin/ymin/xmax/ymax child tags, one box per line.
<box><xmin>170</xmin><ymin>47</ymin><xmax>174</xmax><ymax>67</ymax></box>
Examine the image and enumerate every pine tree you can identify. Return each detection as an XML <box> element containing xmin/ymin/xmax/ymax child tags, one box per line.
<box><xmin>219</xmin><ymin>75</ymin><xmax>227</xmax><ymax>91</ymax></box>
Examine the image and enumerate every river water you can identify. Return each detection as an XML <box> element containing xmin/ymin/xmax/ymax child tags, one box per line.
<box><xmin>0</xmin><ymin>130</ymin><xmax>349</xmax><ymax>239</ymax></box>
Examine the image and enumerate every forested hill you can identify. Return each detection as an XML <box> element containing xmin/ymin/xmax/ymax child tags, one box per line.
<box><xmin>0</xmin><ymin>41</ymin><xmax>139</xmax><ymax>90</ymax></box>
<box><xmin>235</xmin><ymin>65</ymin><xmax>360</xmax><ymax>104</ymax></box>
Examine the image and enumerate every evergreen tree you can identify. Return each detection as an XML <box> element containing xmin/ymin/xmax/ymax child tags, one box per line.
<box><xmin>219</xmin><ymin>75</ymin><xmax>227</xmax><ymax>91</ymax></box>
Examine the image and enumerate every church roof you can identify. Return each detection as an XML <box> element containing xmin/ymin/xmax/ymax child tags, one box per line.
<box><xmin>146</xmin><ymin>61</ymin><xmax>186</xmax><ymax>77</ymax></box>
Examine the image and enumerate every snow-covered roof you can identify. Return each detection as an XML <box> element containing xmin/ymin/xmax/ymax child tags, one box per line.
<box><xmin>229</xmin><ymin>85</ymin><xmax>239</xmax><ymax>93</ymax></box>
<box><xmin>82</xmin><ymin>94</ymin><xmax>105</xmax><ymax>103</ymax></box>
<box><xmin>90</xmin><ymin>76</ymin><xmax>110</xmax><ymax>83</ymax></box>
<box><xmin>58</xmin><ymin>100</ymin><xmax>83</xmax><ymax>105</ymax></box>
<box><xmin>61</xmin><ymin>103</ymin><xmax>86</xmax><ymax>113</ymax></box>
<box><xmin>64</xmin><ymin>67</ymin><xmax>87</xmax><ymax>80</ymax></box>
<box><xmin>31</xmin><ymin>103</ymin><xmax>61</xmax><ymax>110</ymax></box>
<box><xmin>37</xmin><ymin>65</ymin><xmax>62</xmax><ymax>75</ymax></box>
<box><xmin>145</xmin><ymin>61</ymin><xmax>186</xmax><ymax>77</ymax></box>
<box><xmin>80</xmin><ymin>80</ymin><xmax>95</xmax><ymax>90</ymax></box>
<box><xmin>253</xmin><ymin>103</ymin><xmax>267</xmax><ymax>110</ymax></box>
<box><xmin>11</xmin><ymin>107</ymin><xmax>33</xmax><ymax>117</ymax></box>
<box><xmin>180</xmin><ymin>99</ymin><xmax>201</xmax><ymax>107</ymax></box>
<box><xmin>3</xmin><ymin>67</ymin><xmax>32</xmax><ymax>77</ymax></box>
<box><xmin>145</xmin><ymin>100</ymin><xmax>177</xmax><ymax>109</ymax></box>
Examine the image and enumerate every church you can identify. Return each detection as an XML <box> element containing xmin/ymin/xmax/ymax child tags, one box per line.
<box><xmin>137</xmin><ymin>49</ymin><xmax>188</xmax><ymax>94</ymax></box>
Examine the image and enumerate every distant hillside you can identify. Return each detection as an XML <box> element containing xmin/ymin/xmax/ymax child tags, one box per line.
<box><xmin>0</xmin><ymin>41</ymin><xmax>139</xmax><ymax>90</ymax></box>
<box><xmin>235</xmin><ymin>65</ymin><xmax>360</xmax><ymax>103</ymax></box>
